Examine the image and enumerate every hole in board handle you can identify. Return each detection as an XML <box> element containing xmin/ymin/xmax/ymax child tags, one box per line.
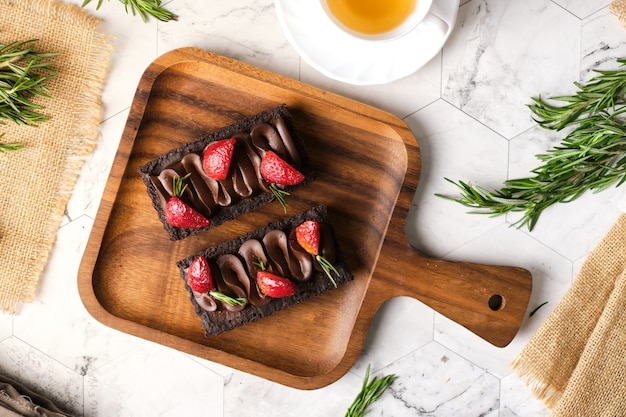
<box><xmin>488</xmin><ymin>294</ymin><xmax>505</xmax><ymax>311</ymax></box>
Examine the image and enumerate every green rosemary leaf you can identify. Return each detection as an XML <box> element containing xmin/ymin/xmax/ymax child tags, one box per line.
<box><xmin>527</xmin><ymin>60</ymin><xmax>626</xmax><ymax>131</ymax></box>
<box><xmin>0</xmin><ymin>40</ymin><xmax>57</xmax><ymax>127</ymax></box>
<box><xmin>0</xmin><ymin>139</ymin><xmax>25</xmax><ymax>153</ymax></box>
<box><xmin>439</xmin><ymin>59</ymin><xmax>626</xmax><ymax>231</ymax></box>
<box><xmin>269</xmin><ymin>184</ymin><xmax>290</xmax><ymax>213</ymax></box>
<box><xmin>345</xmin><ymin>364</ymin><xmax>397</xmax><ymax>417</ymax></box>
<box><xmin>209</xmin><ymin>291</ymin><xmax>246</xmax><ymax>307</ymax></box>
<box><xmin>529</xmin><ymin>301</ymin><xmax>548</xmax><ymax>317</ymax></box>
<box><xmin>82</xmin><ymin>0</ymin><xmax>177</xmax><ymax>22</ymax></box>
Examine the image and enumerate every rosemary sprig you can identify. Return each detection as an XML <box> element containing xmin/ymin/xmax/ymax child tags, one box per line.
<box><xmin>210</xmin><ymin>291</ymin><xmax>246</xmax><ymax>307</ymax></box>
<box><xmin>528</xmin><ymin>59</ymin><xmax>626</xmax><ymax>131</ymax></box>
<box><xmin>0</xmin><ymin>141</ymin><xmax>25</xmax><ymax>153</ymax></box>
<box><xmin>81</xmin><ymin>0</ymin><xmax>177</xmax><ymax>22</ymax></box>
<box><xmin>269</xmin><ymin>184</ymin><xmax>290</xmax><ymax>213</ymax></box>
<box><xmin>0</xmin><ymin>40</ymin><xmax>57</xmax><ymax>127</ymax></box>
<box><xmin>0</xmin><ymin>133</ymin><xmax>25</xmax><ymax>152</ymax></box>
<box><xmin>346</xmin><ymin>364</ymin><xmax>397</xmax><ymax>417</ymax></box>
<box><xmin>529</xmin><ymin>301</ymin><xmax>548</xmax><ymax>317</ymax></box>
<box><xmin>438</xmin><ymin>59</ymin><xmax>626</xmax><ymax>231</ymax></box>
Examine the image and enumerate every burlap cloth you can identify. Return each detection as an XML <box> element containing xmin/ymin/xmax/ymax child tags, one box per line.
<box><xmin>512</xmin><ymin>213</ymin><xmax>626</xmax><ymax>416</ymax></box>
<box><xmin>0</xmin><ymin>0</ymin><xmax>112</xmax><ymax>314</ymax></box>
<box><xmin>611</xmin><ymin>0</ymin><xmax>626</xmax><ymax>26</ymax></box>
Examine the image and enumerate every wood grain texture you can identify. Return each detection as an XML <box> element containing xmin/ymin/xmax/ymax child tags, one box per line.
<box><xmin>78</xmin><ymin>48</ymin><xmax>532</xmax><ymax>389</ymax></box>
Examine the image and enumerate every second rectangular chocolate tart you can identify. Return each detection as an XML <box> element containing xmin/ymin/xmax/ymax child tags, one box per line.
<box><xmin>177</xmin><ymin>205</ymin><xmax>353</xmax><ymax>337</ymax></box>
<box><xmin>139</xmin><ymin>104</ymin><xmax>314</xmax><ymax>240</ymax></box>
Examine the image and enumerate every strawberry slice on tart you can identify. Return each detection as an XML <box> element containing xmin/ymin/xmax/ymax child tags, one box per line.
<box><xmin>202</xmin><ymin>138</ymin><xmax>236</xmax><ymax>181</ymax></box>
<box><xmin>188</xmin><ymin>256</ymin><xmax>246</xmax><ymax>306</ymax></box>
<box><xmin>253</xmin><ymin>255</ymin><xmax>297</xmax><ymax>298</ymax></box>
<box><xmin>295</xmin><ymin>219</ymin><xmax>340</xmax><ymax>288</ymax></box>
<box><xmin>256</xmin><ymin>271</ymin><xmax>297</xmax><ymax>298</ymax></box>
<box><xmin>259</xmin><ymin>150</ymin><xmax>305</xmax><ymax>212</ymax></box>
<box><xmin>165</xmin><ymin>173</ymin><xmax>211</xmax><ymax>229</ymax></box>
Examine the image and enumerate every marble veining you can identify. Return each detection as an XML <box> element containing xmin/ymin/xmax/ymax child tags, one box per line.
<box><xmin>442</xmin><ymin>0</ymin><xmax>581</xmax><ymax>139</ymax></box>
<box><xmin>1</xmin><ymin>0</ymin><xmax>625</xmax><ymax>415</ymax></box>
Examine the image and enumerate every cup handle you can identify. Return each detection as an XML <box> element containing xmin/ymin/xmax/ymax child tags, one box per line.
<box><xmin>422</xmin><ymin>12</ymin><xmax>449</xmax><ymax>35</ymax></box>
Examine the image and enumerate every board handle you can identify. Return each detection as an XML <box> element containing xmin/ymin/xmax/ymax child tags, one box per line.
<box><xmin>358</xmin><ymin>218</ymin><xmax>533</xmax><ymax>348</ymax></box>
<box><xmin>350</xmin><ymin>117</ymin><xmax>534</xmax><ymax>348</ymax></box>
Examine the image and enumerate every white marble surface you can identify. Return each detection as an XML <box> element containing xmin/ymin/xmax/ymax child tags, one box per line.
<box><xmin>1</xmin><ymin>0</ymin><xmax>625</xmax><ymax>415</ymax></box>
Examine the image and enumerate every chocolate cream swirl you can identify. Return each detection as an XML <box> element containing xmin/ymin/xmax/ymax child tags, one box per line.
<box><xmin>150</xmin><ymin>117</ymin><xmax>302</xmax><ymax>218</ymax></box>
<box><xmin>189</xmin><ymin>223</ymin><xmax>337</xmax><ymax>312</ymax></box>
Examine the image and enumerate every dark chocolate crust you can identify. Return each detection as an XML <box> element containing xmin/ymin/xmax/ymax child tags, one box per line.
<box><xmin>139</xmin><ymin>104</ymin><xmax>314</xmax><ymax>240</ymax></box>
<box><xmin>177</xmin><ymin>205</ymin><xmax>353</xmax><ymax>337</ymax></box>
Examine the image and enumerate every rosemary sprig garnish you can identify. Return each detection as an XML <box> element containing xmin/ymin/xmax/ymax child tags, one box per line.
<box><xmin>345</xmin><ymin>364</ymin><xmax>397</xmax><ymax>417</ymax></box>
<box><xmin>0</xmin><ymin>40</ymin><xmax>57</xmax><ymax>127</ymax></box>
<box><xmin>437</xmin><ymin>59</ymin><xmax>626</xmax><ymax>231</ymax></box>
<box><xmin>210</xmin><ymin>291</ymin><xmax>246</xmax><ymax>307</ymax></box>
<box><xmin>316</xmin><ymin>253</ymin><xmax>338</xmax><ymax>288</ymax></box>
<box><xmin>81</xmin><ymin>0</ymin><xmax>177</xmax><ymax>22</ymax></box>
<box><xmin>269</xmin><ymin>184</ymin><xmax>290</xmax><ymax>213</ymax></box>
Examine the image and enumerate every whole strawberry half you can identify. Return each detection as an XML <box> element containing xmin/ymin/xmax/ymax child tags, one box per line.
<box><xmin>187</xmin><ymin>256</ymin><xmax>214</xmax><ymax>293</ymax></box>
<box><xmin>260</xmin><ymin>150</ymin><xmax>305</xmax><ymax>186</ymax></box>
<box><xmin>165</xmin><ymin>174</ymin><xmax>211</xmax><ymax>228</ymax></box>
<box><xmin>295</xmin><ymin>220</ymin><xmax>339</xmax><ymax>288</ymax></box>
<box><xmin>257</xmin><ymin>271</ymin><xmax>297</xmax><ymax>298</ymax></box>
<box><xmin>202</xmin><ymin>138</ymin><xmax>236</xmax><ymax>181</ymax></box>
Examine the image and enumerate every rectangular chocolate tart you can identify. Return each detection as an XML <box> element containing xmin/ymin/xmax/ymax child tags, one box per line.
<box><xmin>177</xmin><ymin>205</ymin><xmax>353</xmax><ymax>337</ymax></box>
<box><xmin>139</xmin><ymin>104</ymin><xmax>314</xmax><ymax>240</ymax></box>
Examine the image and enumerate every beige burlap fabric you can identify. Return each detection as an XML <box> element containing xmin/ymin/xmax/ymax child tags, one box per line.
<box><xmin>0</xmin><ymin>0</ymin><xmax>112</xmax><ymax>313</ymax></box>
<box><xmin>611</xmin><ymin>0</ymin><xmax>626</xmax><ymax>26</ymax></box>
<box><xmin>512</xmin><ymin>214</ymin><xmax>626</xmax><ymax>416</ymax></box>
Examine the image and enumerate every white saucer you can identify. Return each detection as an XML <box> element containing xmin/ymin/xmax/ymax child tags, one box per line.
<box><xmin>275</xmin><ymin>0</ymin><xmax>459</xmax><ymax>86</ymax></box>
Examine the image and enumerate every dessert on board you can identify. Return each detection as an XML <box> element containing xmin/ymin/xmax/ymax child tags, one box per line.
<box><xmin>177</xmin><ymin>205</ymin><xmax>353</xmax><ymax>337</ymax></box>
<box><xmin>139</xmin><ymin>105</ymin><xmax>314</xmax><ymax>240</ymax></box>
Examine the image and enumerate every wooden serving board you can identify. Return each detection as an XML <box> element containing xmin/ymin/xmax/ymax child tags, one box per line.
<box><xmin>78</xmin><ymin>48</ymin><xmax>532</xmax><ymax>389</ymax></box>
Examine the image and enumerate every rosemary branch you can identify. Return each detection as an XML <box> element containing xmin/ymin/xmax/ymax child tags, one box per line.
<box><xmin>0</xmin><ymin>134</ymin><xmax>25</xmax><ymax>153</ymax></box>
<box><xmin>0</xmin><ymin>40</ymin><xmax>57</xmax><ymax>127</ymax></box>
<box><xmin>81</xmin><ymin>0</ymin><xmax>177</xmax><ymax>22</ymax></box>
<box><xmin>438</xmin><ymin>59</ymin><xmax>626</xmax><ymax>231</ymax></box>
<box><xmin>345</xmin><ymin>364</ymin><xmax>397</xmax><ymax>417</ymax></box>
<box><xmin>528</xmin><ymin>59</ymin><xmax>626</xmax><ymax>131</ymax></box>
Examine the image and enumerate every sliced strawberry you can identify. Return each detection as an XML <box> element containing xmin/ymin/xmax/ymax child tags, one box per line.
<box><xmin>165</xmin><ymin>174</ymin><xmax>210</xmax><ymax>228</ymax></box>
<box><xmin>166</xmin><ymin>196</ymin><xmax>211</xmax><ymax>228</ymax></box>
<box><xmin>295</xmin><ymin>220</ymin><xmax>320</xmax><ymax>256</ymax></box>
<box><xmin>260</xmin><ymin>150</ymin><xmax>305</xmax><ymax>186</ymax></box>
<box><xmin>257</xmin><ymin>271</ymin><xmax>297</xmax><ymax>298</ymax></box>
<box><xmin>187</xmin><ymin>256</ymin><xmax>214</xmax><ymax>293</ymax></box>
<box><xmin>202</xmin><ymin>138</ymin><xmax>236</xmax><ymax>181</ymax></box>
<box><xmin>295</xmin><ymin>220</ymin><xmax>339</xmax><ymax>288</ymax></box>
<box><xmin>188</xmin><ymin>256</ymin><xmax>247</xmax><ymax>306</ymax></box>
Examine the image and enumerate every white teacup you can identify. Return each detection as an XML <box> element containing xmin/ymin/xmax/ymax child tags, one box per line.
<box><xmin>320</xmin><ymin>0</ymin><xmax>448</xmax><ymax>42</ymax></box>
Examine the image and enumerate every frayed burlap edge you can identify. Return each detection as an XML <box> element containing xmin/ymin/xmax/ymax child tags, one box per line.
<box><xmin>0</xmin><ymin>0</ymin><xmax>113</xmax><ymax>314</ymax></box>
<box><xmin>510</xmin><ymin>360</ymin><xmax>565</xmax><ymax>409</ymax></box>
<box><xmin>611</xmin><ymin>0</ymin><xmax>626</xmax><ymax>27</ymax></box>
<box><xmin>511</xmin><ymin>214</ymin><xmax>626</xmax><ymax>410</ymax></box>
